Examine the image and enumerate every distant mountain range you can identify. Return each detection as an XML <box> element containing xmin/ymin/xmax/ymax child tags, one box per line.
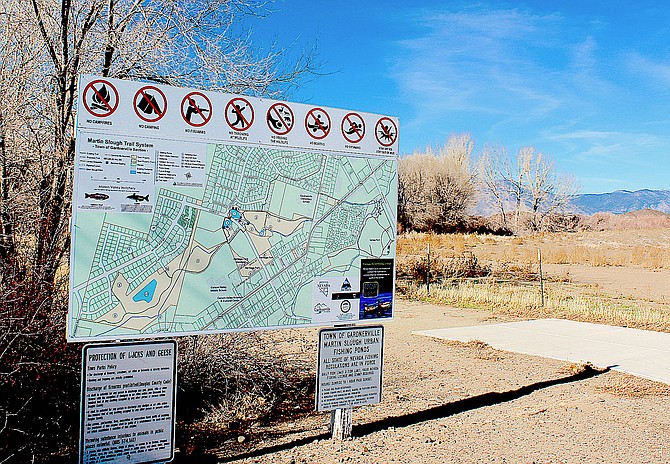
<box><xmin>474</xmin><ymin>188</ymin><xmax>670</xmax><ymax>216</ymax></box>
<box><xmin>571</xmin><ymin>189</ymin><xmax>670</xmax><ymax>215</ymax></box>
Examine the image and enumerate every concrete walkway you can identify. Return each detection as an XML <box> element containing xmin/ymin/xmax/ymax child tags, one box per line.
<box><xmin>416</xmin><ymin>319</ymin><xmax>670</xmax><ymax>385</ymax></box>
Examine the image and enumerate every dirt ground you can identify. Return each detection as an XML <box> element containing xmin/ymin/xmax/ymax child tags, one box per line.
<box><xmin>543</xmin><ymin>263</ymin><xmax>670</xmax><ymax>303</ymax></box>
<box><xmin>207</xmin><ymin>299</ymin><xmax>670</xmax><ymax>463</ymax></box>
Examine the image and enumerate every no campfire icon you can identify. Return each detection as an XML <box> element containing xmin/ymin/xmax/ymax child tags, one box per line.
<box><xmin>83</xmin><ymin>80</ymin><xmax>119</xmax><ymax>118</ymax></box>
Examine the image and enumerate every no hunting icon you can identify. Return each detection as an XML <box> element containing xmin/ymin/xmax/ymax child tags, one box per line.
<box><xmin>83</xmin><ymin>79</ymin><xmax>119</xmax><ymax>118</ymax></box>
<box><xmin>181</xmin><ymin>92</ymin><xmax>212</xmax><ymax>127</ymax></box>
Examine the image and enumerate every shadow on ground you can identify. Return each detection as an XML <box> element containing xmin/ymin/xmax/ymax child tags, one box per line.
<box><xmin>210</xmin><ymin>365</ymin><xmax>608</xmax><ymax>463</ymax></box>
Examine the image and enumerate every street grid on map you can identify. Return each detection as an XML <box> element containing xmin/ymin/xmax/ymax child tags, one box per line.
<box><xmin>70</xmin><ymin>143</ymin><xmax>396</xmax><ymax>339</ymax></box>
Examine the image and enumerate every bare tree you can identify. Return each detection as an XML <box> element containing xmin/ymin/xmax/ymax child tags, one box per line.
<box><xmin>478</xmin><ymin>144</ymin><xmax>509</xmax><ymax>229</ymax></box>
<box><xmin>525</xmin><ymin>151</ymin><xmax>579</xmax><ymax>231</ymax></box>
<box><xmin>398</xmin><ymin>134</ymin><xmax>476</xmax><ymax>232</ymax></box>
<box><xmin>477</xmin><ymin>144</ymin><xmax>579</xmax><ymax>233</ymax></box>
<box><xmin>0</xmin><ymin>0</ymin><xmax>315</xmax><ymax>459</ymax></box>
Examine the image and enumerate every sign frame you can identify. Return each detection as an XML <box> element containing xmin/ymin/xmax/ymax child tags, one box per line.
<box><xmin>70</xmin><ymin>74</ymin><xmax>398</xmax><ymax>342</ymax></box>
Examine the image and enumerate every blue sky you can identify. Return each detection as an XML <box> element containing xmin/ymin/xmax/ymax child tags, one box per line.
<box><xmin>252</xmin><ymin>1</ymin><xmax>670</xmax><ymax>194</ymax></box>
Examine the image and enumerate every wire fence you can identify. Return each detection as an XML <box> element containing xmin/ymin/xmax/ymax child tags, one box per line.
<box><xmin>396</xmin><ymin>247</ymin><xmax>546</xmax><ymax>305</ymax></box>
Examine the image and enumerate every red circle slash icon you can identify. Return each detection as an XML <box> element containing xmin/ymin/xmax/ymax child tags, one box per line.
<box><xmin>305</xmin><ymin>107</ymin><xmax>331</xmax><ymax>140</ymax></box>
<box><xmin>341</xmin><ymin>112</ymin><xmax>365</xmax><ymax>144</ymax></box>
<box><xmin>225</xmin><ymin>97</ymin><xmax>254</xmax><ymax>132</ymax></box>
<box><xmin>83</xmin><ymin>79</ymin><xmax>119</xmax><ymax>118</ymax></box>
<box><xmin>375</xmin><ymin>117</ymin><xmax>398</xmax><ymax>147</ymax></box>
<box><xmin>134</xmin><ymin>86</ymin><xmax>167</xmax><ymax>123</ymax></box>
<box><xmin>267</xmin><ymin>102</ymin><xmax>294</xmax><ymax>135</ymax></box>
<box><xmin>181</xmin><ymin>92</ymin><xmax>212</xmax><ymax>127</ymax></box>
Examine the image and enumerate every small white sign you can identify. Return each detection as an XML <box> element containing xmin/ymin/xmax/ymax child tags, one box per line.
<box><xmin>316</xmin><ymin>326</ymin><xmax>384</xmax><ymax>411</ymax></box>
<box><xmin>312</xmin><ymin>276</ymin><xmax>360</xmax><ymax>324</ymax></box>
<box><xmin>80</xmin><ymin>340</ymin><xmax>177</xmax><ymax>464</ymax></box>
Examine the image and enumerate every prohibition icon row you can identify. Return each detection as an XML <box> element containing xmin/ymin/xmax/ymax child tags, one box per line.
<box><xmin>82</xmin><ymin>79</ymin><xmax>398</xmax><ymax>146</ymax></box>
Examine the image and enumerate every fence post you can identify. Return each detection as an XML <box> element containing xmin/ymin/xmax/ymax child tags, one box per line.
<box><xmin>538</xmin><ymin>248</ymin><xmax>545</xmax><ymax>306</ymax></box>
<box><xmin>426</xmin><ymin>243</ymin><xmax>431</xmax><ymax>295</ymax></box>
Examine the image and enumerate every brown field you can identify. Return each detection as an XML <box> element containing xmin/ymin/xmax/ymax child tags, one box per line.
<box><xmin>213</xmin><ymin>300</ymin><xmax>670</xmax><ymax>463</ymax></box>
<box><xmin>396</xmin><ymin>228</ymin><xmax>670</xmax><ymax>332</ymax></box>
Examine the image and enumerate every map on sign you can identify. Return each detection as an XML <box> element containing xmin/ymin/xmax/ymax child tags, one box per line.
<box><xmin>69</xmin><ymin>75</ymin><xmax>398</xmax><ymax>341</ymax></box>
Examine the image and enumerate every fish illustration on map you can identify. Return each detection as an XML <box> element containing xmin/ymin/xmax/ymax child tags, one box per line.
<box><xmin>127</xmin><ymin>193</ymin><xmax>149</xmax><ymax>202</ymax></box>
<box><xmin>85</xmin><ymin>193</ymin><xmax>109</xmax><ymax>201</ymax></box>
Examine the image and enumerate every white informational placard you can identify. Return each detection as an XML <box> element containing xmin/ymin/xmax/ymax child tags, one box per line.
<box><xmin>80</xmin><ymin>340</ymin><xmax>177</xmax><ymax>464</ymax></box>
<box><xmin>69</xmin><ymin>75</ymin><xmax>398</xmax><ymax>342</ymax></box>
<box><xmin>316</xmin><ymin>325</ymin><xmax>384</xmax><ymax>411</ymax></box>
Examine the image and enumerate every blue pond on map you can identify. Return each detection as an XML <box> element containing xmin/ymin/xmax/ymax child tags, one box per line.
<box><xmin>133</xmin><ymin>279</ymin><xmax>158</xmax><ymax>303</ymax></box>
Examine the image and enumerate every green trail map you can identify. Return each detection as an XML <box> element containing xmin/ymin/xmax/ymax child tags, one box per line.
<box><xmin>69</xmin><ymin>143</ymin><xmax>397</xmax><ymax>340</ymax></box>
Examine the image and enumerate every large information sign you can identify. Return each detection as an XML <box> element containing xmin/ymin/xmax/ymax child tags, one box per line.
<box><xmin>80</xmin><ymin>340</ymin><xmax>177</xmax><ymax>464</ymax></box>
<box><xmin>316</xmin><ymin>326</ymin><xmax>384</xmax><ymax>411</ymax></box>
<box><xmin>69</xmin><ymin>75</ymin><xmax>398</xmax><ymax>341</ymax></box>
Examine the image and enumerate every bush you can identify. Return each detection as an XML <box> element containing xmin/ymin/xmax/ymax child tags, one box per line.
<box><xmin>0</xmin><ymin>274</ymin><xmax>80</xmax><ymax>463</ymax></box>
<box><xmin>399</xmin><ymin>134</ymin><xmax>477</xmax><ymax>233</ymax></box>
<box><xmin>0</xmin><ymin>279</ymin><xmax>315</xmax><ymax>462</ymax></box>
<box><xmin>397</xmin><ymin>251</ymin><xmax>491</xmax><ymax>283</ymax></box>
<box><xmin>176</xmin><ymin>331</ymin><xmax>315</xmax><ymax>455</ymax></box>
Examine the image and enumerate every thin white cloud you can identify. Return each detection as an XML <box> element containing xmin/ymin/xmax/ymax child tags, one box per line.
<box><xmin>626</xmin><ymin>52</ymin><xmax>670</xmax><ymax>87</ymax></box>
<box><xmin>546</xmin><ymin>129</ymin><xmax>669</xmax><ymax>167</ymax></box>
<box><xmin>389</xmin><ymin>6</ymin><xmax>605</xmax><ymax>136</ymax></box>
<box><xmin>384</xmin><ymin>3</ymin><xmax>669</xmax><ymax>192</ymax></box>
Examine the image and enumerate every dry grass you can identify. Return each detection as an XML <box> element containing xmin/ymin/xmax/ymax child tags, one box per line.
<box><xmin>176</xmin><ymin>332</ymin><xmax>315</xmax><ymax>454</ymax></box>
<box><xmin>398</xmin><ymin>229</ymin><xmax>670</xmax><ymax>270</ymax></box>
<box><xmin>396</xmin><ymin>229</ymin><xmax>670</xmax><ymax>332</ymax></box>
<box><xmin>397</xmin><ymin>280</ymin><xmax>670</xmax><ymax>333</ymax></box>
<box><xmin>560</xmin><ymin>362</ymin><xmax>596</xmax><ymax>376</ymax></box>
<box><xmin>442</xmin><ymin>339</ymin><xmax>505</xmax><ymax>361</ymax></box>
